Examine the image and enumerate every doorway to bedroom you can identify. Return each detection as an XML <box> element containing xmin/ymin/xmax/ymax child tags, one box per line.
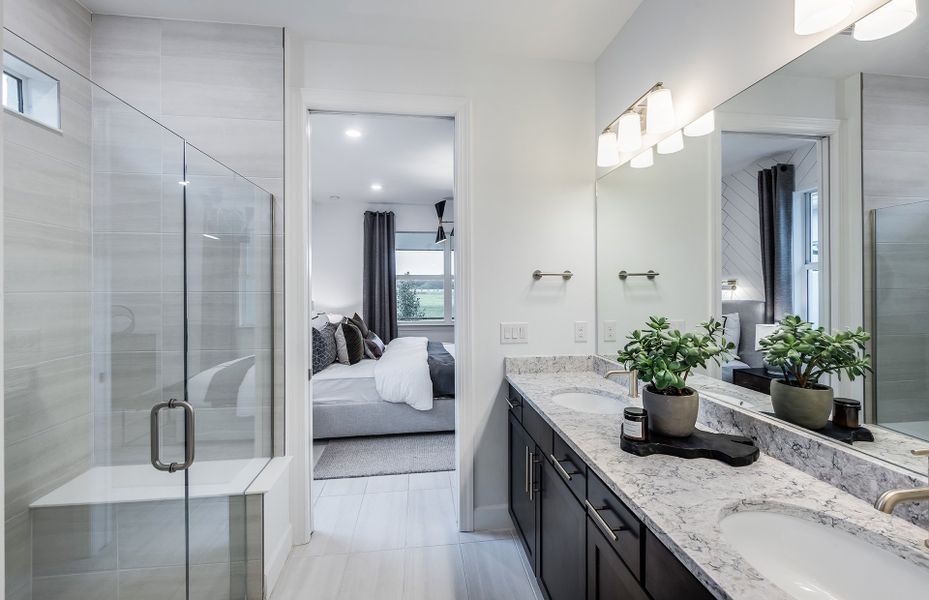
<box><xmin>307</xmin><ymin>110</ymin><xmax>461</xmax><ymax>534</ymax></box>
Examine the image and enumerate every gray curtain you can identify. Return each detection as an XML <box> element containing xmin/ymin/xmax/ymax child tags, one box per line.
<box><xmin>757</xmin><ymin>164</ymin><xmax>795</xmax><ymax>323</ymax></box>
<box><xmin>363</xmin><ymin>211</ymin><xmax>398</xmax><ymax>343</ymax></box>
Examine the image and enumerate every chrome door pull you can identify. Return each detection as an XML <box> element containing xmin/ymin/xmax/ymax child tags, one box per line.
<box><xmin>529</xmin><ymin>452</ymin><xmax>539</xmax><ymax>501</ymax></box>
<box><xmin>549</xmin><ymin>454</ymin><xmax>575</xmax><ymax>482</ymax></box>
<box><xmin>150</xmin><ymin>399</ymin><xmax>196</xmax><ymax>473</ymax></box>
<box><xmin>524</xmin><ymin>446</ymin><xmax>530</xmax><ymax>494</ymax></box>
<box><xmin>585</xmin><ymin>500</ymin><xmax>628</xmax><ymax>542</ymax></box>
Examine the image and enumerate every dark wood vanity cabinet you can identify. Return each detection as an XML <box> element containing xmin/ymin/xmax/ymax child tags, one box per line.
<box><xmin>506</xmin><ymin>384</ymin><xmax>716</xmax><ymax>600</ymax></box>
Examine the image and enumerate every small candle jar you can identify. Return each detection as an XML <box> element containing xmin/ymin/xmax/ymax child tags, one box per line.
<box><xmin>623</xmin><ymin>407</ymin><xmax>649</xmax><ymax>442</ymax></box>
<box><xmin>833</xmin><ymin>398</ymin><xmax>861</xmax><ymax>429</ymax></box>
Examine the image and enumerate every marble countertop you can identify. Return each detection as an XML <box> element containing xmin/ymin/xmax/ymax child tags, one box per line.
<box><xmin>505</xmin><ymin>367</ymin><xmax>929</xmax><ymax>600</ymax></box>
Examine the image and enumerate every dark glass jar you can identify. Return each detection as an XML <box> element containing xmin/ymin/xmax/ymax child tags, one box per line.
<box><xmin>622</xmin><ymin>407</ymin><xmax>649</xmax><ymax>442</ymax></box>
<box><xmin>833</xmin><ymin>398</ymin><xmax>861</xmax><ymax>429</ymax></box>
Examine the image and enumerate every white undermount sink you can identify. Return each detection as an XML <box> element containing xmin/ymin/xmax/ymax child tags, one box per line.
<box><xmin>720</xmin><ymin>510</ymin><xmax>929</xmax><ymax>599</ymax></box>
<box><xmin>551</xmin><ymin>390</ymin><xmax>623</xmax><ymax>414</ymax></box>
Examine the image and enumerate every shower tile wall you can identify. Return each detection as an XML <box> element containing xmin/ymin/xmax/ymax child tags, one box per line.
<box><xmin>3</xmin><ymin>1</ymin><xmax>94</xmax><ymax>598</ymax></box>
<box><xmin>90</xmin><ymin>15</ymin><xmax>285</xmax><ymax>459</ymax></box>
<box><xmin>863</xmin><ymin>73</ymin><xmax>929</xmax><ymax>427</ymax></box>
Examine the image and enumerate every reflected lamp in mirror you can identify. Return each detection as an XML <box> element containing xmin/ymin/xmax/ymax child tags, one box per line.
<box><xmin>657</xmin><ymin>130</ymin><xmax>684</xmax><ymax>155</ymax></box>
<box><xmin>853</xmin><ymin>0</ymin><xmax>918</xmax><ymax>41</ymax></box>
<box><xmin>630</xmin><ymin>147</ymin><xmax>654</xmax><ymax>169</ymax></box>
<box><xmin>683</xmin><ymin>110</ymin><xmax>715</xmax><ymax>137</ymax></box>
<box><xmin>794</xmin><ymin>0</ymin><xmax>853</xmax><ymax>35</ymax></box>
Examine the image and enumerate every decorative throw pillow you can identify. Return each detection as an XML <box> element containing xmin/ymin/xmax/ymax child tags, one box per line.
<box><xmin>311</xmin><ymin>322</ymin><xmax>338</xmax><ymax>374</ymax></box>
<box><xmin>721</xmin><ymin>312</ymin><xmax>741</xmax><ymax>359</ymax></box>
<box><xmin>333</xmin><ymin>324</ymin><xmax>350</xmax><ymax>364</ymax></box>
<box><xmin>342</xmin><ymin>320</ymin><xmax>366</xmax><ymax>365</ymax></box>
<box><xmin>364</xmin><ymin>332</ymin><xmax>386</xmax><ymax>359</ymax></box>
<box><xmin>350</xmin><ymin>312</ymin><xmax>370</xmax><ymax>338</ymax></box>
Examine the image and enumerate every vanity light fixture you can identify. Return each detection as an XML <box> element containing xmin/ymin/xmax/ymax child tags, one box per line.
<box><xmin>683</xmin><ymin>110</ymin><xmax>715</xmax><ymax>137</ymax></box>
<box><xmin>794</xmin><ymin>0</ymin><xmax>853</xmax><ymax>35</ymax></box>
<box><xmin>853</xmin><ymin>0</ymin><xmax>918</xmax><ymax>41</ymax></box>
<box><xmin>597</xmin><ymin>131</ymin><xmax>620</xmax><ymax>167</ymax></box>
<box><xmin>645</xmin><ymin>86</ymin><xmax>675</xmax><ymax>136</ymax></box>
<box><xmin>657</xmin><ymin>130</ymin><xmax>684</xmax><ymax>155</ymax></box>
<box><xmin>630</xmin><ymin>147</ymin><xmax>654</xmax><ymax>169</ymax></box>
<box><xmin>370</xmin><ymin>183</ymin><xmax>383</xmax><ymax>191</ymax></box>
<box><xmin>617</xmin><ymin>111</ymin><xmax>643</xmax><ymax>153</ymax></box>
<box><xmin>345</xmin><ymin>128</ymin><xmax>362</xmax><ymax>138</ymax></box>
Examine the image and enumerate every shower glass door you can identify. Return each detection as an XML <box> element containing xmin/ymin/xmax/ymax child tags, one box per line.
<box><xmin>872</xmin><ymin>200</ymin><xmax>929</xmax><ymax>442</ymax></box>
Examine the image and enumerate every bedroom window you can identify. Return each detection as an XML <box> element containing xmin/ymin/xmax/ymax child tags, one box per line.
<box><xmin>795</xmin><ymin>189</ymin><xmax>820</xmax><ymax>327</ymax></box>
<box><xmin>396</xmin><ymin>231</ymin><xmax>454</xmax><ymax>325</ymax></box>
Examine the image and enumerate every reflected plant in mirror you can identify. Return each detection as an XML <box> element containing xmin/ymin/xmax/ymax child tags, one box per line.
<box><xmin>760</xmin><ymin>315</ymin><xmax>871</xmax><ymax>430</ymax></box>
<box><xmin>618</xmin><ymin>317</ymin><xmax>734</xmax><ymax>437</ymax></box>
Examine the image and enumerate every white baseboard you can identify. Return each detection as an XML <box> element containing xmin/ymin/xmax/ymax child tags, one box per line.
<box><xmin>265</xmin><ymin>523</ymin><xmax>292</xmax><ymax>598</ymax></box>
<box><xmin>473</xmin><ymin>503</ymin><xmax>511</xmax><ymax>531</ymax></box>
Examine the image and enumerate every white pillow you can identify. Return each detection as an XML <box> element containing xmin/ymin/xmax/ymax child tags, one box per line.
<box><xmin>333</xmin><ymin>323</ymin><xmax>350</xmax><ymax>364</ymax></box>
<box><xmin>721</xmin><ymin>312</ymin><xmax>741</xmax><ymax>359</ymax></box>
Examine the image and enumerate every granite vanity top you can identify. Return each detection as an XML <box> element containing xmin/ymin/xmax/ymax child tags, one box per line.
<box><xmin>505</xmin><ymin>362</ymin><xmax>929</xmax><ymax>600</ymax></box>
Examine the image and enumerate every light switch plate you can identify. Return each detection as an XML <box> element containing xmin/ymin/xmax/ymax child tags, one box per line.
<box><xmin>603</xmin><ymin>320</ymin><xmax>617</xmax><ymax>342</ymax></box>
<box><xmin>574</xmin><ymin>321</ymin><xmax>588</xmax><ymax>343</ymax></box>
<box><xmin>501</xmin><ymin>322</ymin><xmax>529</xmax><ymax>344</ymax></box>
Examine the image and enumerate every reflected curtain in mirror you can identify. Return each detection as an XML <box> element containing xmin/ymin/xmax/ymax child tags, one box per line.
<box><xmin>757</xmin><ymin>164</ymin><xmax>795</xmax><ymax>322</ymax></box>
<box><xmin>363</xmin><ymin>211</ymin><xmax>398</xmax><ymax>342</ymax></box>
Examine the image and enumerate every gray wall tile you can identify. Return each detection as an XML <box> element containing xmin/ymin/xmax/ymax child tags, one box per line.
<box><xmin>31</xmin><ymin>503</ymin><xmax>115</xmax><ymax>577</ymax></box>
<box><xmin>4</xmin><ymin>218</ymin><xmax>91</xmax><ymax>293</ymax></box>
<box><xmin>5</xmin><ymin>0</ymin><xmax>92</xmax><ymax>76</ymax></box>
<box><xmin>5</xmin><ymin>354</ymin><xmax>91</xmax><ymax>445</ymax></box>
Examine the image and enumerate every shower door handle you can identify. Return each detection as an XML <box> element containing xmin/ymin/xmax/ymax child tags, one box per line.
<box><xmin>150</xmin><ymin>399</ymin><xmax>196</xmax><ymax>472</ymax></box>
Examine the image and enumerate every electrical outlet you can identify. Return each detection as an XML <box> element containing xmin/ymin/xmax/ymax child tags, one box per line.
<box><xmin>501</xmin><ymin>322</ymin><xmax>529</xmax><ymax>344</ymax></box>
<box><xmin>603</xmin><ymin>320</ymin><xmax>617</xmax><ymax>342</ymax></box>
<box><xmin>574</xmin><ymin>321</ymin><xmax>588</xmax><ymax>343</ymax></box>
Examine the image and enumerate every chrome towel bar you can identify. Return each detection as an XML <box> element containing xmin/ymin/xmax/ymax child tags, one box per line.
<box><xmin>618</xmin><ymin>270</ymin><xmax>659</xmax><ymax>280</ymax></box>
<box><xmin>532</xmin><ymin>270</ymin><xmax>573</xmax><ymax>280</ymax></box>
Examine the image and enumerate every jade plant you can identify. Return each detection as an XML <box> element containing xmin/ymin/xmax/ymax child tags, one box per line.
<box><xmin>758</xmin><ymin>315</ymin><xmax>871</xmax><ymax>389</ymax></box>
<box><xmin>617</xmin><ymin>316</ymin><xmax>735</xmax><ymax>396</ymax></box>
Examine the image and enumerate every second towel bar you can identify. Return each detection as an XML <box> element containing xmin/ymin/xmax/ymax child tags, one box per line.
<box><xmin>618</xmin><ymin>270</ymin><xmax>659</xmax><ymax>280</ymax></box>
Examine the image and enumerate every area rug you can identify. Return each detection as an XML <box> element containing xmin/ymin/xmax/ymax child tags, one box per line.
<box><xmin>313</xmin><ymin>432</ymin><xmax>455</xmax><ymax>479</ymax></box>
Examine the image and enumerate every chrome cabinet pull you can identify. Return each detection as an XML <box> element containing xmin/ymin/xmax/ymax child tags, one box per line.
<box><xmin>549</xmin><ymin>454</ymin><xmax>575</xmax><ymax>482</ymax></box>
<box><xmin>150</xmin><ymin>399</ymin><xmax>196</xmax><ymax>473</ymax></box>
<box><xmin>524</xmin><ymin>446</ymin><xmax>530</xmax><ymax>494</ymax></box>
<box><xmin>529</xmin><ymin>452</ymin><xmax>538</xmax><ymax>501</ymax></box>
<box><xmin>506</xmin><ymin>396</ymin><xmax>519</xmax><ymax>410</ymax></box>
<box><xmin>585</xmin><ymin>500</ymin><xmax>627</xmax><ymax>542</ymax></box>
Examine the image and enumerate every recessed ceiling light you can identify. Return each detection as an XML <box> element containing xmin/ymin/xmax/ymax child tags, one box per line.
<box><xmin>345</xmin><ymin>128</ymin><xmax>362</xmax><ymax>138</ymax></box>
<box><xmin>370</xmin><ymin>183</ymin><xmax>383</xmax><ymax>191</ymax></box>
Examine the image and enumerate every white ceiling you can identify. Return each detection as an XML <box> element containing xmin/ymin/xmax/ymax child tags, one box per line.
<box><xmin>309</xmin><ymin>112</ymin><xmax>454</xmax><ymax>206</ymax></box>
<box><xmin>782</xmin><ymin>0</ymin><xmax>929</xmax><ymax>79</ymax></box>
<box><xmin>79</xmin><ymin>0</ymin><xmax>642</xmax><ymax>62</ymax></box>
<box><xmin>721</xmin><ymin>133</ymin><xmax>815</xmax><ymax>177</ymax></box>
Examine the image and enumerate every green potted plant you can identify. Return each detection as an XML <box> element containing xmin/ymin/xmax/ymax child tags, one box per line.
<box><xmin>758</xmin><ymin>315</ymin><xmax>871</xmax><ymax>430</ymax></box>
<box><xmin>618</xmin><ymin>316</ymin><xmax>734</xmax><ymax>437</ymax></box>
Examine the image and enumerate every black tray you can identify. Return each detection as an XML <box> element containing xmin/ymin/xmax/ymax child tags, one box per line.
<box><xmin>760</xmin><ymin>412</ymin><xmax>874</xmax><ymax>444</ymax></box>
<box><xmin>620</xmin><ymin>429</ymin><xmax>760</xmax><ymax>467</ymax></box>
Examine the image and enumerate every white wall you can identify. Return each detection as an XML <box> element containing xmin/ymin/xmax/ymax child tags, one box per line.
<box><xmin>304</xmin><ymin>40</ymin><xmax>596</xmax><ymax>527</ymax></box>
<box><xmin>595</xmin><ymin>0</ymin><xmax>887</xmax><ymax>157</ymax></box>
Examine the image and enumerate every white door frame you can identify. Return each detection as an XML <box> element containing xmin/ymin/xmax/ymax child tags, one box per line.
<box><xmin>714</xmin><ymin>112</ymin><xmax>849</xmax><ymax>389</ymax></box>
<box><xmin>289</xmin><ymin>88</ymin><xmax>475</xmax><ymax>538</ymax></box>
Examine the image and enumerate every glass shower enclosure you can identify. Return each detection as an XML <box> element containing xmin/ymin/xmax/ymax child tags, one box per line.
<box><xmin>4</xmin><ymin>29</ymin><xmax>275</xmax><ymax>599</ymax></box>
<box><xmin>871</xmin><ymin>200</ymin><xmax>929</xmax><ymax>443</ymax></box>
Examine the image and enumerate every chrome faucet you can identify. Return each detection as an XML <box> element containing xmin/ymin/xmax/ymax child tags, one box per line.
<box><xmin>604</xmin><ymin>369</ymin><xmax>638</xmax><ymax>399</ymax></box>
<box><xmin>874</xmin><ymin>448</ymin><xmax>929</xmax><ymax>548</ymax></box>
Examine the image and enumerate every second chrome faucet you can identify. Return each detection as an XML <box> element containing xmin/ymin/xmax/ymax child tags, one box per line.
<box><xmin>605</xmin><ymin>369</ymin><xmax>639</xmax><ymax>398</ymax></box>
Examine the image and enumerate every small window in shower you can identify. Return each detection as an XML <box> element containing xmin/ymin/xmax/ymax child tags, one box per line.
<box><xmin>2</xmin><ymin>51</ymin><xmax>60</xmax><ymax>130</ymax></box>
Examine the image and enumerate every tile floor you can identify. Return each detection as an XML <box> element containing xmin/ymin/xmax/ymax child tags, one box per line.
<box><xmin>271</xmin><ymin>471</ymin><xmax>542</xmax><ymax>599</ymax></box>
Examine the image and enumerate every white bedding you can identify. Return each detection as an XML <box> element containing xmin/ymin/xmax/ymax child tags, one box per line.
<box><xmin>313</xmin><ymin>339</ymin><xmax>455</xmax><ymax>410</ymax></box>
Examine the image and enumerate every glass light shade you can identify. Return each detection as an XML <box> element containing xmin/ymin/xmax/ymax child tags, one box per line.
<box><xmin>645</xmin><ymin>87</ymin><xmax>675</xmax><ymax>136</ymax></box>
<box><xmin>630</xmin><ymin>147</ymin><xmax>654</xmax><ymax>169</ymax></box>
<box><xmin>853</xmin><ymin>0</ymin><xmax>917</xmax><ymax>41</ymax></box>
<box><xmin>794</xmin><ymin>0</ymin><xmax>853</xmax><ymax>35</ymax></box>
<box><xmin>617</xmin><ymin>112</ymin><xmax>642</xmax><ymax>153</ymax></box>
<box><xmin>657</xmin><ymin>130</ymin><xmax>684</xmax><ymax>155</ymax></box>
<box><xmin>683</xmin><ymin>110</ymin><xmax>715</xmax><ymax>137</ymax></box>
<box><xmin>597</xmin><ymin>131</ymin><xmax>620</xmax><ymax>167</ymax></box>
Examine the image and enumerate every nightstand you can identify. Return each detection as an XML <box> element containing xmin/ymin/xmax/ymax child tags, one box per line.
<box><xmin>731</xmin><ymin>368</ymin><xmax>783</xmax><ymax>395</ymax></box>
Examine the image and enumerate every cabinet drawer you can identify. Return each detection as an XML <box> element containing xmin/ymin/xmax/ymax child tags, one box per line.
<box><xmin>586</xmin><ymin>472</ymin><xmax>643</xmax><ymax>580</ymax></box>
<box><xmin>587</xmin><ymin>518</ymin><xmax>649</xmax><ymax>600</ymax></box>
<box><xmin>506</xmin><ymin>384</ymin><xmax>523</xmax><ymax>422</ymax></box>
<box><xmin>522</xmin><ymin>400</ymin><xmax>553</xmax><ymax>456</ymax></box>
<box><xmin>549</xmin><ymin>434</ymin><xmax>586</xmax><ymax>505</ymax></box>
<box><xmin>644</xmin><ymin>529</ymin><xmax>715</xmax><ymax>600</ymax></box>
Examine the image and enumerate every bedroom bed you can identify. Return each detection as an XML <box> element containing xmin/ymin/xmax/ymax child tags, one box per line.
<box><xmin>312</xmin><ymin>340</ymin><xmax>456</xmax><ymax>439</ymax></box>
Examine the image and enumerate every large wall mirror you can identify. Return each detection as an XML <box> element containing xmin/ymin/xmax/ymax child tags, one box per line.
<box><xmin>596</xmin><ymin>0</ymin><xmax>929</xmax><ymax>476</ymax></box>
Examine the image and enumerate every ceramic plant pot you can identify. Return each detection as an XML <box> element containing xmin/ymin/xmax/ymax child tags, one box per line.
<box><xmin>770</xmin><ymin>378</ymin><xmax>834</xmax><ymax>430</ymax></box>
<box><xmin>641</xmin><ymin>385</ymin><xmax>699</xmax><ymax>438</ymax></box>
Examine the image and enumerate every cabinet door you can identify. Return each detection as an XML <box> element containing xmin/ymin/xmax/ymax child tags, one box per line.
<box><xmin>540</xmin><ymin>456</ymin><xmax>586</xmax><ymax>600</ymax></box>
<box><xmin>644</xmin><ymin>530</ymin><xmax>715</xmax><ymax>600</ymax></box>
<box><xmin>587</xmin><ymin>518</ymin><xmax>649</xmax><ymax>600</ymax></box>
<box><xmin>509</xmin><ymin>411</ymin><xmax>537</xmax><ymax>570</ymax></box>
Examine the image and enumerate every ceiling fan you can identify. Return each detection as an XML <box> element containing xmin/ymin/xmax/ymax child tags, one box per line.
<box><xmin>434</xmin><ymin>197</ymin><xmax>454</xmax><ymax>244</ymax></box>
